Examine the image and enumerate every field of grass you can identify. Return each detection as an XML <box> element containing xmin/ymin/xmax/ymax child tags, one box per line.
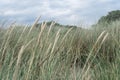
<box><xmin>0</xmin><ymin>18</ymin><xmax>120</xmax><ymax>80</ymax></box>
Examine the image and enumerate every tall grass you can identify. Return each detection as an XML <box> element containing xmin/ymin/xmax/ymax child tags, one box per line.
<box><xmin>0</xmin><ymin>19</ymin><xmax>119</xmax><ymax>80</ymax></box>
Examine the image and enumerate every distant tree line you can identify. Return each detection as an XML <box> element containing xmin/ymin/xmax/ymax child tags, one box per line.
<box><xmin>98</xmin><ymin>10</ymin><xmax>120</xmax><ymax>24</ymax></box>
<box><xmin>36</xmin><ymin>21</ymin><xmax>77</xmax><ymax>28</ymax></box>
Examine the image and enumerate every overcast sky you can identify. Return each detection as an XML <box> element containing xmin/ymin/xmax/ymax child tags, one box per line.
<box><xmin>0</xmin><ymin>0</ymin><xmax>120</xmax><ymax>26</ymax></box>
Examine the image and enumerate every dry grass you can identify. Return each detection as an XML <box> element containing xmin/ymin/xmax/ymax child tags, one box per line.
<box><xmin>0</xmin><ymin>18</ymin><xmax>119</xmax><ymax>80</ymax></box>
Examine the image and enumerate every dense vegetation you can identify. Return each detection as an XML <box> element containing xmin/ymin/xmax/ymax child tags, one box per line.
<box><xmin>98</xmin><ymin>10</ymin><xmax>120</xmax><ymax>24</ymax></box>
<box><xmin>0</xmin><ymin>17</ymin><xmax>119</xmax><ymax>80</ymax></box>
<box><xmin>36</xmin><ymin>21</ymin><xmax>77</xmax><ymax>28</ymax></box>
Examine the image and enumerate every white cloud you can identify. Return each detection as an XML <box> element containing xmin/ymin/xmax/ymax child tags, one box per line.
<box><xmin>0</xmin><ymin>0</ymin><xmax>13</xmax><ymax>4</ymax></box>
<box><xmin>99</xmin><ymin>0</ymin><xmax>112</xmax><ymax>3</ymax></box>
<box><xmin>3</xmin><ymin>10</ymin><xmax>26</xmax><ymax>16</ymax></box>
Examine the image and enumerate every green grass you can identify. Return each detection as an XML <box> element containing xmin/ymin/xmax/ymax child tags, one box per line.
<box><xmin>0</xmin><ymin>19</ymin><xmax>120</xmax><ymax>80</ymax></box>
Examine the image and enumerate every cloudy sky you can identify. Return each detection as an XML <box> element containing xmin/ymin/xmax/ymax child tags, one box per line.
<box><xmin>0</xmin><ymin>0</ymin><xmax>120</xmax><ymax>26</ymax></box>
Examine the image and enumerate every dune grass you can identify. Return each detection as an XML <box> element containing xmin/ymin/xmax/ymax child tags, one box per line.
<box><xmin>0</xmin><ymin>19</ymin><xmax>120</xmax><ymax>80</ymax></box>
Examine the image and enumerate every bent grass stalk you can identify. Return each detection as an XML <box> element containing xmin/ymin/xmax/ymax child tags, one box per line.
<box><xmin>80</xmin><ymin>31</ymin><xmax>109</xmax><ymax>79</ymax></box>
<box><xmin>0</xmin><ymin>24</ymin><xmax>16</xmax><ymax>63</ymax></box>
<box><xmin>12</xmin><ymin>46</ymin><xmax>24</xmax><ymax>80</ymax></box>
<box><xmin>25</xmin><ymin>21</ymin><xmax>46</xmax><ymax>80</ymax></box>
<box><xmin>25</xmin><ymin>16</ymin><xmax>41</xmax><ymax>44</ymax></box>
<box><xmin>12</xmin><ymin>38</ymin><xmax>34</xmax><ymax>80</ymax></box>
